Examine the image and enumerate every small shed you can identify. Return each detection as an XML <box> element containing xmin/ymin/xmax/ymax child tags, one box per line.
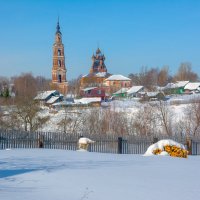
<box><xmin>139</xmin><ymin>91</ymin><xmax>165</xmax><ymax>101</ymax></box>
<box><xmin>112</xmin><ymin>88</ymin><xmax>129</xmax><ymax>97</ymax></box>
<box><xmin>127</xmin><ymin>86</ymin><xmax>144</xmax><ymax>97</ymax></box>
<box><xmin>74</xmin><ymin>97</ymin><xmax>102</xmax><ymax>107</ymax></box>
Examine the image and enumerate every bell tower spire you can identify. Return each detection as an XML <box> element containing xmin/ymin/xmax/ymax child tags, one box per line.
<box><xmin>56</xmin><ymin>17</ymin><xmax>61</xmax><ymax>34</ymax></box>
<box><xmin>51</xmin><ymin>19</ymin><xmax>68</xmax><ymax>95</ymax></box>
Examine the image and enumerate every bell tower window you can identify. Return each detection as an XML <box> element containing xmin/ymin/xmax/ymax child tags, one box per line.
<box><xmin>58</xmin><ymin>49</ymin><xmax>61</xmax><ymax>56</ymax></box>
<box><xmin>58</xmin><ymin>75</ymin><xmax>62</xmax><ymax>83</ymax></box>
<box><xmin>58</xmin><ymin>60</ymin><xmax>61</xmax><ymax>67</ymax></box>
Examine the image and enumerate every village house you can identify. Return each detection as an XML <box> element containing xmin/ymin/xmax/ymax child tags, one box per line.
<box><xmin>127</xmin><ymin>86</ymin><xmax>144</xmax><ymax>98</ymax></box>
<box><xmin>80</xmin><ymin>87</ymin><xmax>106</xmax><ymax>100</ymax></box>
<box><xmin>34</xmin><ymin>90</ymin><xmax>63</xmax><ymax>106</ymax></box>
<box><xmin>161</xmin><ymin>81</ymin><xmax>189</xmax><ymax>95</ymax></box>
<box><xmin>112</xmin><ymin>88</ymin><xmax>129</xmax><ymax>98</ymax></box>
<box><xmin>103</xmin><ymin>74</ymin><xmax>131</xmax><ymax>95</ymax></box>
<box><xmin>184</xmin><ymin>82</ymin><xmax>200</xmax><ymax>94</ymax></box>
<box><xmin>139</xmin><ymin>91</ymin><xmax>165</xmax><ymax>101</ymax></box>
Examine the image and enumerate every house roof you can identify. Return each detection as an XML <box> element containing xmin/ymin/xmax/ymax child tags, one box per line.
<box><xmin>74</xmin><ymin>97</ymin><xmax>101</xmax><ymax>104</ymax></box>
<box><xmin>82</xmin><ymin>72</ymin><xmax>110</xmax><ymax>78</ymax></box>
<box><xmin>105</xmin><ymin>74</ymin><xmax>131</xmax><ymax>81</ymax></box>
<box><xmin>82</xmin><ymin>87</ymin><xmax>97</xmax><ymax>92</ymax></box>
<box><xmin>161</xmin><ymin>81</ymin><xmax>189</xmax><ymax>90</ymax></box>
<box><xmin>46</xmin><ymin>96</ymin><xmax>60</xmax><ymax>104</ymax></box>
<box><xmin>95</xmin><ymin>72</ymin><xmax>107</xmax><ymax>77</ymax></box>
<box><xmin>146</xmin><ymin>92</ymin><xmax>160</xmax><ymax>97</ymax></box>
<box><xmin>184</xmin><ymin>82</ymin><xmax>200</xmax><ymax>91</ymax></box>
<box><xmin>175</xmin><ymin>81</ymin><xmax>189</xmax><ymax>88</ymax></box>
<box><xmin>34</xmin><ymin>90</ymin><xmax>57</xmax><ymax>100</ymax></box>
<box><xmin>161</xmin><ymin>83</ymin><xmax>176</xmax><ymax>90</ymax></box>
<box><xmin>127</xmin><ymin>86</ymin><xmax>144</xmax><ymax>94</ymax></box>
<box><xmin>52</xmin><ymin>101</ymin><xmax>74</xmax><ymax>107</ymax></box>
<box><xmin>113</xmin><ymin>88</ymin><xmax>129</xmax><ymax>95</ymax></box>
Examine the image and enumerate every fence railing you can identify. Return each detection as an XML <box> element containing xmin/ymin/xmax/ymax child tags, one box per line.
<box><xmin>1</xmin><ymin>129</ymin><xmax>200</xmax><ymax>155</ymax></box>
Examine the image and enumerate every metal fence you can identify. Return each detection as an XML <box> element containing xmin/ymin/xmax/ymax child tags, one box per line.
<box><xmin>1</xmin><ymin>129</ymin><xmax>200</xmax><ymax>155</ymax></box>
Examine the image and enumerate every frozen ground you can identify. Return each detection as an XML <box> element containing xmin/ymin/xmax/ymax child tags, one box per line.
<box><xmin>0</xmin><ymin>149</ymin><xmax>200</xmax><ymax>200</ymax></box>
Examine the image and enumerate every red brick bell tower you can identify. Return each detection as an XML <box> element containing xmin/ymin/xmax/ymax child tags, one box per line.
<box><xmin>51</xmin><ymin>19</ymin><xmax>68</xmax><ymax>95</ymax></box>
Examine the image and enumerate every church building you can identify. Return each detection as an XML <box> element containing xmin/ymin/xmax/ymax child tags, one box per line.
<box><xmin>51</xmin><ymin>20</ymin><xmax>68</xmax><ymax>95</ymax></box>
<box><xmin>80</xmin><ymin>48</ymin><xmax>111</xmax><ymax>89</ymax></box>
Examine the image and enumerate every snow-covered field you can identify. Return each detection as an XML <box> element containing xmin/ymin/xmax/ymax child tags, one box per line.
<box><xmin>1</xmin><ymin>149</ymin><xmax>200</xmax><ymax>200</ymax></box>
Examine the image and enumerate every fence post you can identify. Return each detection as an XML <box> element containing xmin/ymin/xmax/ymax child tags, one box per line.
<box><xmin>186</xmin><ymin>138</ymin><xmax>192</xmax><ymax>155</ymax></box>
<box><xmin>118</xmin><ymin>137</ymin><xmax>123</xmax><ymax>154</ymax></box>
<box><xmin>38</xmin><ymin>134</ymin><xmax>44</xmax><ymax>148</ymax></box>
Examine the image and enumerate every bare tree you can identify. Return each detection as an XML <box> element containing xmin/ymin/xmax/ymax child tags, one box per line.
<box><xmin>83</xmin><ymin>108</ymin><xmax>130</xmax><ymax>135</ymax></box>
<box><xmin>173</xmin><ymin>62</ymin><xmax>198</xmax><ymax>81</ymax></box>
<box><xmin>129</xmin><ymin>66</ymin><xmax>159</xmax><ymax>90</ymax></box>
<box><xmin>13</xmin><ymin>100</ymin><xmax>49</xmax><ymax>131</ymax></box>
<box><xmin>67</xmin><ymin>76</ymin><xmax>81</xmax><ymax>97</ymax></box>
<box><xmin>57</xmin><ymin>108</ymin><xmax>86</xmax><ymax>134</ymax></box>
<box><xmin>131</xmin><ymin>104</ymin><xmax>157</xmax><ymax>136</ymax></box>
<box><xmin>35</xmin><ymin>76</ymin><xmax>51</xmax><ymax>91</ymax></box>
<box><xmin>13</xmin><ymin>73</ymin><xmax>38</xmax><ymax>101</ymax></box>
<box><xmin>184</xmin><ymin>99</ymin><xmax>200</xmax><ymax>136</ymax></box>
<box><xmin>156</xmin><ymin>101</ymin><xmax>172</xmax><ymax>136</ymax></box>
<box><xmin>157</xmin><ymin>66</ymin><xmax>170</xmax><ymax>87</ymax></box>
<box><xmin>0</xmin><ymin>108</ymin><xmax>22</xmax><ymax>130</ymax></box>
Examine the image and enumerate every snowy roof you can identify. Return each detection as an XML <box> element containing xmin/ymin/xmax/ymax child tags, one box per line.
<box><xmin>82</xmin><ymin>87</ymin><xmax>97</xmax><ymax>92</ymax></box>
<box><xmin>184</xmin><ymin>82</ymin><xmax>200</xmax><ymax>90</ymax></box>
<box><xmin>95</xmin><ymin>72</ymin><xmax>107</xmax><ymax>77</ymax></box>
<box><xmin>66</xmin><ymin>94</ymin><xmax>75</xmax><ymax>98</ymax></box>
<box><xmin>46</xmin><ymin>96</ymin><xmax>60</xmax><ymax>104</ymax></box>
<box><xmin>34</xmin><ymin>90</ymin><xmax>58</xmax><ymax>100</ymax></box>
<box><xmin>52</xmin><ymin>100</ymin><xmax>74</xmax><ymax>106</ymax></box>
<box><xmin>161</xmin><ymin>81</ymin><xmax>189</xmax><ymax>90</ymax></box>
<box><xmin>82</xmin><ymin>74</ymin><xmax>88</xmax><ymax>78</ymax></box>
<box><xmin>175</xmin><ymin>81</ymin><xmax>189</xmax><ymax>88</ymax></box>
<box><xmin>161</xmin><ymin>83</ymin><xmax>176</xmax><ymax>90</ymax></box>
<box><xmin>146</xmin><ymin>92</ymin><xmax>160</xmax><ymax>97</ymax></box>
<box><xmin>113</xmin><ymin>88</ymin><xmax>129</xmax><ymax>95</ymax></box>
<box><xmin>82</xmin><ymin>72</ymin><xmax>109</xmax><ymax>78</ymax></box>
<box><xmin>74</xmin><ymin>97</ymin><xmax>101</xmax><ymax>104</ymax></box>
<box><xmin>105</xmin><ymin>74</ymin><xmax>131</xmax><ymax>81</ymax></box>
<box><xmin>127</xmin><ymin>86</ymin><xmax>144</xmax><ymax>94</ymax></box>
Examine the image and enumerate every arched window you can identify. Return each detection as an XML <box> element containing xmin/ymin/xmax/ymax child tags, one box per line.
<box><xmin>58</xmin><ymin>49</ymin><xmax>61</xmax><ymax>56</ymax></box>
<box><xmin>58</xmin><ymin>60</ymin><xmax>61</xmax><ymax>67</ymax></box>
<box><xmin>58</xmin><ymin>75</ymin><xmax>62</xmax><ymax>83</ymax></box>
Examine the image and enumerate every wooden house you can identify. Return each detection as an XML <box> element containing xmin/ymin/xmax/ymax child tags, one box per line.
<box><xmin>34</xmin><ymin>90</ymin><xmax>63</xmax><ymax>106</ymax></box>
<box><xmin>139</xmin><ymin>91</ymin><xmax>165</xmax><ymax>101</ymax></box>
<box><xmin>80</xmin><ymin>87</ymin><xmax>106</xmax><ymax>100</ymax></box>
<box><xmin>127</xmin><ymin>86</ymin><xmax>144</xmax><ymax>97</ymax></box>
<box><xmin>184</xmin><ymin>82</ymin><xmax>200</xmax><ymax>94</ymax></box>
<box><xmin>112</xmin><ymin>88</ymin><xmax>129</xmax><ymax>98</ymax></box>
<box><xmin>161</xmin><ymin>81</ymin><xmax>189</xmax><ymax>95</ymax></box>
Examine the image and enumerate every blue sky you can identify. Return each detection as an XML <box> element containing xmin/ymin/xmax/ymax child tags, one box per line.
<box><xmin>0</xmin><ymin>0</ymin><xmax>200</xmax><ymax>80</ymax></box>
